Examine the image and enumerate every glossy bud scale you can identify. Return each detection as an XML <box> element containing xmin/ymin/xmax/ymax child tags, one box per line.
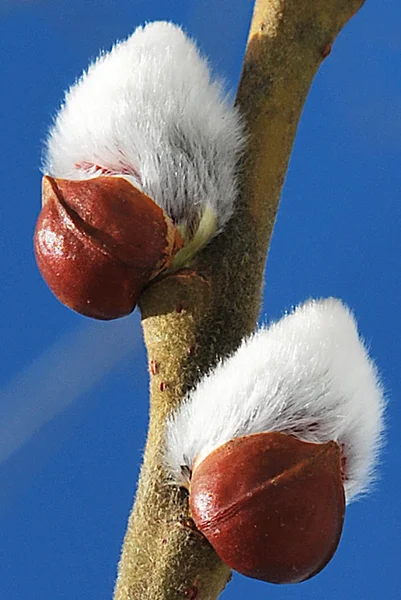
<box><xmin>34</xmin><ymin>176</ymin><xmax>183</xmax><ymax>319</ymax></box>
<box><xmin>189</xmin><ymin>431</ymin><xmax>345</xmax><ymax>584</ymax></box>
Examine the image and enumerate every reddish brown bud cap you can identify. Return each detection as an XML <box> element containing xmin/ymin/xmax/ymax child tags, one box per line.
<box><xmin>34</xmin><ymin>176</ymin><xmax>183</xmax><ymax>320</ymax></box>
<box><xmin>190</xmin><ymin>431</ymin><xmax>345</xmax><ymax>584</ymax></box>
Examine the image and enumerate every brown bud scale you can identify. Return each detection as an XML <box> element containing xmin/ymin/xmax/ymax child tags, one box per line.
<box><xmin>34</xmin><ymin>176</ymin><xmax>183</xmax><ymax>319</ymax></box>
<box><xmin>190</xmin><ymin>431</ymin><xmax>345</xmax><ymax>584</ymax></box>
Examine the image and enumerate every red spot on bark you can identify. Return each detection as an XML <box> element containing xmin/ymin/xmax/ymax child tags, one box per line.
<box><xmin>322</xmin><ymin>42</ymin><xmax>332</xmax><ymax>58</ymax></box>
<box><xmin>150</xmin><ymin>359</ymin><xmax>159</xmax><ymax>375</ymax></box>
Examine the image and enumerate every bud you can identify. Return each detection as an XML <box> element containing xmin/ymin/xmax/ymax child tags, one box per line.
<box><xmin>165</xmin><ymin>299</ymin><xmax>385</xmax><ymax>583</ymax></box>
<box><xmin>36</xmin><ymin>22</ymin><xmax>245</xmax><ymax>317</ymax></box>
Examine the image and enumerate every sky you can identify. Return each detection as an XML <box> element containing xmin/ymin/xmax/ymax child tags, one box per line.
<box><xmin>0</xmin><ymin>0</ymin><xmax>400</xmax><ymax>598</ymax></box>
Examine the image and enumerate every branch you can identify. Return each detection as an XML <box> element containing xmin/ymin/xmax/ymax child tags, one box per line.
<box><xmin>113</xmin><ymin>1</ymin><xmax>365</xmax><ymax>598</ymax></box>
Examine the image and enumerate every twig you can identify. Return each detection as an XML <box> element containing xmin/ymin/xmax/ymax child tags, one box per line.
<box><xmin>113</xmin><ymin>1</ymin><xmax>365</xmax><ymax>598</ymax></box>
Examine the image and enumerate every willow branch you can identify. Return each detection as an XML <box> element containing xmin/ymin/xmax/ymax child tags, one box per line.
<box><xmin>113</xmin><ymin>1</ymin><xmax>365</xmax><ymax>599</ymax></box>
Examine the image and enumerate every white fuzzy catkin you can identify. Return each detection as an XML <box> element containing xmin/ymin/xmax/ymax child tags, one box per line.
<box><xmin>43</xmin><ymin>21</ymin><xmax>244</xmax><ymax>238</ymax></box>
<box><xmin>165</xmin><ymin>298</ymin><xmax>385</xmax><ymax>503</ymax></box>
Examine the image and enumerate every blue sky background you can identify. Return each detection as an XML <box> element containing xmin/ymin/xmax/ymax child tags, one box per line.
<box><xmin>1</xmin><ymin>0</ymin><xmax>400</xmax><ymax>598</ymax></box>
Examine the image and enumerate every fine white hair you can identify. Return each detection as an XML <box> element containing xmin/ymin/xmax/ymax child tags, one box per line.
<box><xmin>165</xmin><ymin>298</ymin><xmax>385</xmax><ymax>503</ymax></box>
<box><xmin>43</xmin><ymin>21</ymin><xmax>244</xmax><ymax>237</ymax></box>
